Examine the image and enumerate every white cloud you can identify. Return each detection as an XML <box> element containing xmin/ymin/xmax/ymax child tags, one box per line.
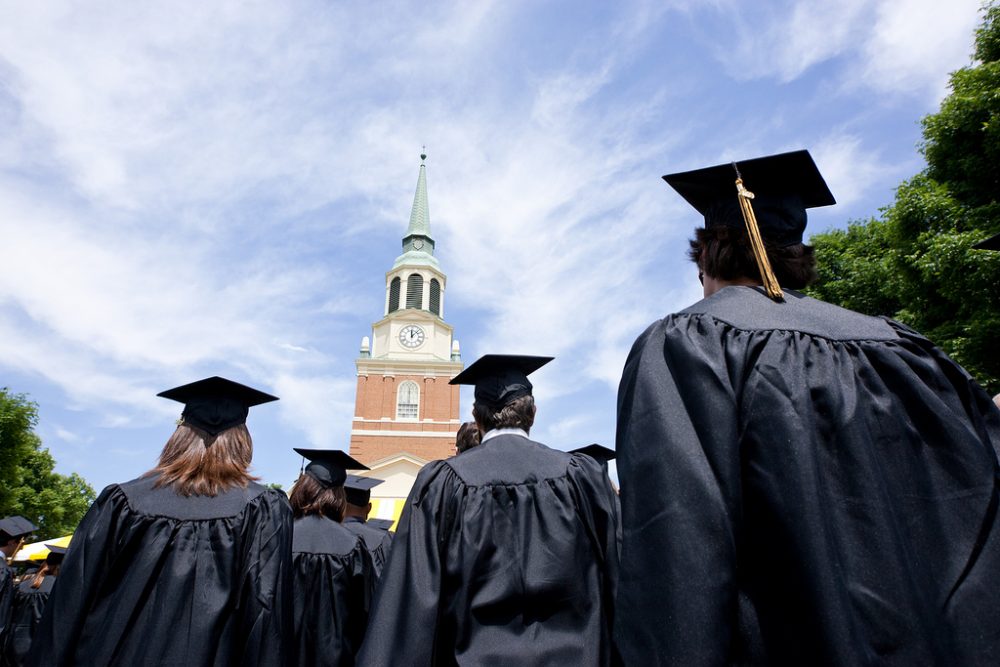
<box><xmin>271</xmin><ymin>373</ymin><xmax>357</xmax><ymax>448</ymax></box>
<box><xmin>720</xmin><ymin>0</ymin><xmax>872</xmax><ymax>83</ymax></box>
<box><xmin>811</xmin><ymin>133</ymin><xmax>891</xmax><ymax>208</ymax></box>
<box><xmin>859</xmin><ymin>0</ymin><xmax>981</xmax><ymax>101</ymax></box>
<box><xmin>711</xmin><ymin>0</ymin><xmax>981</xmax><ymax>102</ymax></box>
<box><xmin>0</xmin><ymin>0</ymin><xmax>974</xmax><ymax>488</ymax></box>
<box><xmin>53</xmin><ymin>427</ymin><xmax>82</xmax><ymax>443</ymax></box>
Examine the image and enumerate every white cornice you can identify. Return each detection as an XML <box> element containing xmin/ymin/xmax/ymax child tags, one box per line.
<box><xmin>355</xmin><ymin>358</ymin><xmax>463</xmax><ymax>375</ymax></box>
<box><xmin>351</xmin><ymin>429</ymin><xmax>458</xmax><ymax>438</ymax></box>
<box><xmin>372</xmin><ymin>309</ymin><xmax>452</xmax><ymax>331</ymax></box>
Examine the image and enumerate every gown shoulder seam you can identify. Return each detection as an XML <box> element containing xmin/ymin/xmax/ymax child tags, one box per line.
<box><xmin>663</xmin><ymin>311</ymin><xmax>900</xmax><ymax>343</ymax></box>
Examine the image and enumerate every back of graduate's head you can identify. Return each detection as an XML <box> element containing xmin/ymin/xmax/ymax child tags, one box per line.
<box><xmin>454</xmin><ymin>355</ymin><xmax>551</xmax><ymax>436</ymax></box>
<box><xmin>472</xmin><ymin>395</ymin><xmax>536</xmax><ymax>435</ymax></box>
<box><xmin>455</xmin><ymin>421</ymin><xmax>481</xmax><ymax>454</ymax></box>
<box><xmin>30</xmin><ymin>549</ymin><xmax>64</xmax><ymax>589</ymax></box>
<box><xmin>289</xmin><ymin>472</ymin><xmax>346</xmax><ymax>522</ymax></box>
<box><xmin>149</xmin><ymin>423</ymin><xmax>257</xmax><ymax>497</ymax></box>
<box><xmin>667</xmin><ymin>150</ymin><xmax>832</xmax><ymax>292</ymax></box>
<box><xmin>688</xmin><ymin>225</ymin><xmax>818</xmax><ymax>290</ymax></box>
<box><xmin>151</xmin><ymin>376</ymin><xmax>277</xmax><ymax>497</ymax></box>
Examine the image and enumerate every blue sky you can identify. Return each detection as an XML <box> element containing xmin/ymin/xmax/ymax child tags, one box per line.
<box><xmin>0</xmin><ymin>0</ymin><xmax>984</xmax><ymax>492</ymax></box>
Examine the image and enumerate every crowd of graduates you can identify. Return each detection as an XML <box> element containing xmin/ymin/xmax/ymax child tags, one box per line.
<box><xmin>1</xmin><ymin>150</ymin><xmax>999</xmax><ymax>666</ymax></box>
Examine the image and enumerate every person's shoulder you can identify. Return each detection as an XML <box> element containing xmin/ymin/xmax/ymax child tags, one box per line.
<box><xmin>16</xmin><ymin>577</ymin><xmax>54</xmax><ymax>596</ymax></box>
<box><xmin>118</xmin><ymin>476</ymin><xmax>281</xmax><ymax>521</ymax></box>
<box><xmin>447</xmin><ymin>434</ymin><xmax>571</xmax><ymax>486</ymax></box>
<box><xmin>678</xmin><ymin>286</ymin><xmax>898</xmax><ymax>341</ymax></box>
<box><xmin>292</xmin><ymin>515</ymin><xmax>358</xmax><ymax>556</ymax></box>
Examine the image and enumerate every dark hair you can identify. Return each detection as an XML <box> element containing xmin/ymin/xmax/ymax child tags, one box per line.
<box><xmin>288</xmin><ymin>473</ymin><xmax>347</xmax><ymax>521</ymax></box>
<box><xmin>30</xmin><ymin>560</ymin><xmax>61</xmax><ymax>589</ymax></box>
<box><xmin>455</xmin><ymin>422</ymin><xmax>481</xmax><ymax>454</ymax></box>
<box><xmin>472</xmin><ymin>395</ymin><xmax>536</xmax><ymax>434</ymax></box>
<box><xmin>688</xmin><ymin>226</ymin><xmax>818</xmax><ymax>289</ymax></box>
<box><xmin>148</xmin><ymin>423</ymin><xmax>257</xmax><ymax>497</ymax></box>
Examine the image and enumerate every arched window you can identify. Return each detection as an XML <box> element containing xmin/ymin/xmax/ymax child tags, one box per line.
<box><xmin>396</xmin><ymin>381</ymin><xmax>419</xmax><ymax>420</ymax></box>
<box><xmin>406</xmin><ymin>274</ymin><xmax>423</xmax><ymax>309</ymax></box>
<box><xmin>429</xmin><ymin>278</ymin><xmax>441</xmax><ymax>316</ymax></box>
<box><xmin>388</xmin><ymin>277</ymin><xmax>401</xmax><ymax>313</ymax></box>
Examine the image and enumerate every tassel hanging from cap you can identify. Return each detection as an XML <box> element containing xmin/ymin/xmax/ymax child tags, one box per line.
<box><xmin>733</xmin><ymin>164</ymin><xmax>783</xmax><ymax>301</ymax></box>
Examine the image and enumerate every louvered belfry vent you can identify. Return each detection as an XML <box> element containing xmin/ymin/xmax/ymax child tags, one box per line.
<box><xmin>388</xmin><ymin>277</ymin><xmax>401</xmax><ymax>313</ymax></box>
<box><xmin>429</xmin><ymin>279</ymin><xmax>441</xmax><ymax>315</ymax></box>
<box><xmin>406</xmin><ymin>274</ymin><xmax>423</xmax><ymax>309</ymax></box>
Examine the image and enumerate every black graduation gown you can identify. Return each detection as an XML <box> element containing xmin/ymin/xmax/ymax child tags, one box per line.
<box><xmin>342</xmin><ymin>517</ymin><xmax>394</xmax><ymax>579</ymax></box>
<box><xmin>27</xmin><ymin>475</ymin><xmax>294</xmax><ymax>666</ymax></box>
<box><xmin>291</xmin><ymin>515</ymin><xmax>374</xmax><ymax>667</ymax></box>
<box><xmin>4</xmin><ymin>577</ymin><xmax>54</xmax><ymax>667</ymax></box>
<box><xmin>357</xmin><ymin>433</ymin><xmax>620</xmax><ymax>666</ymax></box>
<box><xmin>0</xmin><ymin>561</ymin><xmax>12</xmax><ymax>655</ymax></box>
<box><xmin>615</xmin><ymin>286</ymin><xmax>1000</xmax><ymax>666</ymax></box>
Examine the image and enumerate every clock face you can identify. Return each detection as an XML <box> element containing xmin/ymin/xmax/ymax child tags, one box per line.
<box><xmin>412</xmin><ymin>239</ymin><xmax>425</xmax><ymax>250</ymax></box>
<box><xmin>399</xmin><ymin>324</ymin><xmax>425</xmax><ymax>349</ymax></box>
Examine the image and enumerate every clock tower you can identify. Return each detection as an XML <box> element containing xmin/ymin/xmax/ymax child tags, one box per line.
<box><xmin>349</xmin><ymin>154</ymin><xmax>463</xmax><ymax>465</ymax></box>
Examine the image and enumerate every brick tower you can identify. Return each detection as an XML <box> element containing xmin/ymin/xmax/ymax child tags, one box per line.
<box><xmin>349</xmin><ymin>154</ymin><xmax>463</xmax><ymax>465</ymax></box>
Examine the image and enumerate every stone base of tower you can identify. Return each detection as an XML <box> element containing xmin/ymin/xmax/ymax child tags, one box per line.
<box><xmin>349</xmin><ymin>430</ymin><xmax>459</xmax><ymax>464</ymax></box>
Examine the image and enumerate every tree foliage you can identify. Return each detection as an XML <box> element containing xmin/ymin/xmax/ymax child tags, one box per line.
<box><xmin>0</xmin><ymin>388</ymin><xmax>96</xmax><ymax>540</ymax></box>
<box><xmin>807</xmin><ymin>2</ymin><xmax>1000</xmax><ymax>395</ymax></box>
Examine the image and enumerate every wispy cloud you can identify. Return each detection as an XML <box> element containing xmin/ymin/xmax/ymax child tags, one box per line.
<box><xmin>710</xmin><ymin>0</ymin><xmax>980</xmax><ymax>103</ymax></box>
<box><xmin>0</xmin><ymin>0</ymin><xmax>984</xmax><ymax>488</ymax></box>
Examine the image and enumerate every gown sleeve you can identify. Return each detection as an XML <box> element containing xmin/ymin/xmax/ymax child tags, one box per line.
<box><xmin>25</xmin><ymin>484</ymin><xmax>127</xmax><ymax>667</ymax></box>
<box><xmin>291</xmin><ymin>538</ymin><xmax>374</xmax><ymax>667</ymax></box>
<box><xmin>567</xmin><ymin>453</ymin><xmax>622</xmax><ymax>660</ymax></box>
<box><xmin>356</xmin><ymin>461</ymin><xmax>456</xmax><ymax>666</ymax></box>
<box><xmin>234</xmin><ymin>488</ymin><xmax>294</xmax><ymax>666</ymax></box>
<box><xmin>344</xmin><ymin>540</ymin><xmax>375</xmax><ymax>664</ymax></box>
<box><xmin>0</xmin><ymin>565</ymin><xmax>13</xmax><ymax>657</ymax></box>
<box><xmin>614</xmin><ymin>315</ymin><xmax>751</xmax><ymax>666</ymax></box>
<box><xmin>6</xmin><ymin>582</ymin><xmax>51</xmax><ymax>665</ymax></box>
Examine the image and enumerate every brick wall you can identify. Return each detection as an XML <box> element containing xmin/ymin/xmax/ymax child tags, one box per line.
<box><xmin>350</xmin><ymin>372</ymin><xmax>461</xmax><ymax>463</ymax></box>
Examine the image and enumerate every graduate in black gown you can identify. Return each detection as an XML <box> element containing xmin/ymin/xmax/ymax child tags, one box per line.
<box><xmin>28</xmin><ymin>376</ymin><xmax>293</xmax><ymax>666</ymax></box>
<box><xmin>289</xmin><ymin>448</ymin><xmax>374</xmax><ymax>667</ymax></box>
<box><xmin>615</xmin><ymin>151</ymin><xmax>1000</xmax><ymax>665</ymax></box>
<box><xmin>358</xmin><ymin>355</ymin><xmax>621</xmax><ymax>666</ymax></box>
<box><xmin>5</xmin><ymin>546</ymin><xmax>65</xmax><ymax>666</ymax></box>
<box><xmin>341</xmin><ymin>475</ymin><xmax>394</xmax><ymax>578</ymax></box>
<box><xmin>0</xmin><ymin>518</ymin><xmax>36</xmax><ymax>655</ymax></box>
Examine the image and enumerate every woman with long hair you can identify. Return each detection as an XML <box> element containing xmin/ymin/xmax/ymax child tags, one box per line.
<box><xmin>289</xmin><ymin>448</ymin><xmax>374</xmax><ymax>667</ymax></box>
<box><xmin>27</xmin><ymin>377</ymin><xmax>292</xmax><ymax>666</ymax></box>
<box><xmin>5</xmin><ymin>546</ymin><xmax>65</xmax><ymax>666</ymax></box>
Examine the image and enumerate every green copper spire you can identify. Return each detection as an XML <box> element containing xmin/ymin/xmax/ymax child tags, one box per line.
<box><xmin>406</xmin><ymin>153</ymin><xmax>432</xmax><ymax>241</ymax></box>
<box><xmin>394</xmin><ymin>152</ymin><xmax>439</xmax><ymax>269</ymax></box>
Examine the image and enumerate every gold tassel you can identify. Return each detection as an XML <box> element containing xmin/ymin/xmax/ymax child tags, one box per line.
<box><xmin>735</xmin><ymin>176</ymin><xmax>783</xmax><ymax>301</ymax></box>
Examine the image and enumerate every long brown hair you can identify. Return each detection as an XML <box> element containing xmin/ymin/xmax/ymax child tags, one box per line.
<box><xmin>147</xmin><ymin>423</ymin><xmax>257</xmax><ymax>497</ymax></box>
<box><xmin>288</xmin><ymin>472</ymin><xmax>346</xmax><ymax>521</ymax></box>
<box><xmin>30</xmin><ymin>560</ymin><xmax>61</xmax><ymax>589</ymax></box>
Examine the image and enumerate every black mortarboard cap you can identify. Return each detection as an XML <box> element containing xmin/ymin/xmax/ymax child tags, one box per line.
<box><xmin>569</xmin><ymin>443</ymin><xmax>617</xmax><ymax>464</ymax></box>
<box><xmin>367</xmin><ymin>518</ymin><xmax>395</xmax><ymax>532</ymax></box>
<box><xmin>663</xmin><ymin>150</ymin><xmax>835</xmax><ymax>247</ymax></box>
<box><xmin>973</xmin><ymin>232</ymin><xmax>1000</xmax><ymax>250</ymax></box>
<box><xmin>449</xmin><ymin>354</ymin><xmax>554</xmax><ymax>409</ymax></box>
<box><xmin>46</xmin><ymin>545</ymin><xmax>68</xmax><ymax>563</ymax></box>
<box><xmin>0</xmin><ymin>516</ymin><xmax>37</xmax><ymax>540</ymax></box>
<box><xmin>344</xmin><ymin>474</ymin><xmax>384</xmax><ymax>506</ymax></box>
<box><xmin>158</xmin><ymin>376</ymin><xmax>278</xmax><ymax>436</ymax></box>
<box><xmin>295</xmin><ymin>449</ymin><xmax>369</xmax><ymax>488</ymax></box>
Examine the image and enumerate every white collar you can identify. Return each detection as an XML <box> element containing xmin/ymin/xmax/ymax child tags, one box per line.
<box><xmin>481</xmin><ymin>427</ymin><xmax>529</xmax><ymax>443</ymax></box>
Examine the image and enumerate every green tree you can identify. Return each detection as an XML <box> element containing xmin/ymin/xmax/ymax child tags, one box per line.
<box><xmin>0</xmin><ymin>388</ymin><xmax>97</xmax><ymax>540</ymax></box>
<box><xmin>807</xmin><ymin>2</ymin><xmax>1000</xmax><ymax>395</ymax></box>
